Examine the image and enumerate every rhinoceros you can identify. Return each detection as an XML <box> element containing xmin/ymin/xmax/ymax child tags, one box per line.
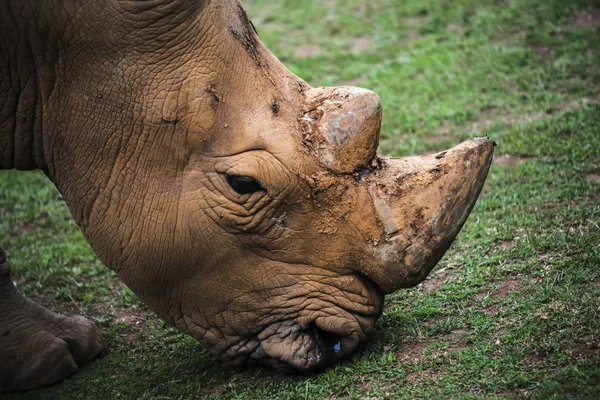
<box><xmin>0</xmin><ymin>0</ymin><xmax>494</xmax><ymax>392</ymax></box>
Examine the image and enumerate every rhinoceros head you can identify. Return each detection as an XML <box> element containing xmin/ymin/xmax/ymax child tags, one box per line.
<box><xmin>47</xmin><ymin>0</ymin><xmax>493</xmax><ymax>372</ymax></box>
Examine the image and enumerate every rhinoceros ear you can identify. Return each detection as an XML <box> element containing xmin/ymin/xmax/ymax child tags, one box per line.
<box><xmin>301</xmin><ymin>87</ymin><xmax>382</xmax><ymax>174</ymax></box>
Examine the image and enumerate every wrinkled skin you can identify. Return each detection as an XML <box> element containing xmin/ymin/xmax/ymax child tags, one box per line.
<box><xmin>0</xmin><ymin>0</ymin><xmax>494</xmax><ymax>391</ymax></box>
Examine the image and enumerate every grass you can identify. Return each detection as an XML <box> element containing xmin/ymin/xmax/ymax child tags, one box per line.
<box><xmin>1</xmin><ymin>0</ymin><xmax>599</xmax><ymax>398</ymax></box>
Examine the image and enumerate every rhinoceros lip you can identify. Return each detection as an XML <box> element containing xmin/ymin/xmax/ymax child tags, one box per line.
<box><xmin>244</xmin><ymin>322</ymin><xmax>362</xmax><ymax>373</ymax></box>
<box><xmin>220</xmin><ymin>311</ymin><xmax>370</xmax><ymax>373</ymax></box>
<box><xmin>219</xmin><ymin>273</ymin><xmax>382</xmax><ymax>372</ymax></box>
<box><xmin>306</xmin><ymin>322</ymin><xmax>361</xmax><ymax>369</ymax></box>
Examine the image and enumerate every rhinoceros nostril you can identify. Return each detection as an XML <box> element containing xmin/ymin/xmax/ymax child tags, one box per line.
<box><xmin>310</xmin><ymin>322</ymin><xmax>342</xmax><ymax>357</ymax></box>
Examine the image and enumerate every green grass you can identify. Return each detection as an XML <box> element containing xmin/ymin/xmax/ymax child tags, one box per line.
<box><xmin>1</xmin><ymin>0</ymin><xmax>599</xmax><ymax>398</ymax></box>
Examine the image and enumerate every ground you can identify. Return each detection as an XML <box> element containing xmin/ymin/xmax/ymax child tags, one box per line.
<box><xmin>1</xmin><ymin>0</ymin><xmax>599</xmax><ymax>398</ymax></box>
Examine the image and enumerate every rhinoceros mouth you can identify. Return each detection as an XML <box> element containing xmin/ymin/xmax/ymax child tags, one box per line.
<box><xmin>227</xmin><ymin>318</ymin><xmax>366</xmax><ymax>373</ymax></box>
<box><xmin>218</xmin><ymin>278</ymin><xmax>381</xmax><ymax>372</ymax></box>
<box><xmin>304</xmin><ymin>321</ymin><xmax>361</xmax><ymax>369</ymax></box>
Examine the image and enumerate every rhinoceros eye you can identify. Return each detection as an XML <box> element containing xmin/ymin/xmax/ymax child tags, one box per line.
<box><xmin>226</xmin><ymin>175</ymin><xmax>264</xmax><ymax>195</ymax></box>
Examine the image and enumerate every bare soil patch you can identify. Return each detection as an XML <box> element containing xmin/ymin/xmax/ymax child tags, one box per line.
<box><xmin>353</xmin><ymin>36</ymin><xmax>371</xmax><ymax>51</ymax></box>
<box><xmin>586</xmin><ymin>173</ymin><xmax>600</xmax><ymax>183</ymax></box>
<box><xmin>522</xmin><ymin>353</ymin><xmax>544</xmax><ymax>366</ymax></box>
<box><xmin>492</xmin><ymin>239</ymin><xmax>514</xmax><ymax>251</ymax></box>
<box><xmin>462</xmin><ymin>94</ymin><xmax>600</xmax><ymax>137</ymax></box>
<box><xmin>493</xmin><ymin>154</ymin><xmax>533</xmax><ymax>167</ymax></box>
<box><xmin>574</xmin><ymin>9</ymin><xmax>600</xmax><ymax>28</ymax></box>
<box><xmin>324</xmin><ymin>0</ymin><xmax>338</xmax><ymax>9</ymax></box>
<box><xmin>561</xmin><ymin>334</ymin><xmax>600</xmax><ymax>363</ymax></box>
<box><xmin>295</xmin><ymin>43</ymin><xmax>323</xmax><ymax>58</ymax></box>
<box><xmin>396</xmin><ymin>330</ymin><xmax>468</xmax><ymax>366</ymax></box>
<box><xmin>494</xmin><ymin>279</ymin><xmax>523</xmax><ymax>299</ymax></box>
<box><xmin>406</xmin><ymin>16</ymin><xmax>426</xmax><ymax>26</ymax></box>
<box><xmin>549</xmin><ymin>95</ymin><xmax>600</xmax><ymax>113</ymax></box>
<box><xmin>340</xmin><ymin>75</ymin><xmax>366</xmax><ymax>86</ymax></box>
<box><xmin>34</xmin><ymin>293</ymin><xmax>81</xmax><ymax>316</ymax></box>
<box><xmin>404</xmin><ymin>16</ymin><xmax>426</xmax><ymax>41</ymax></box>
<box><xmin>396</xmin><ymin>341</ymin><xmax>427</xmax><ymax>364</ymax></box>
<box><xmin>493</xmin><ymin>278</ymin><xmax>524</xmax><ymax>299</ymax></box>
<box><xmin>201</xmin><ymin>385</ymin><xmax>223</xmax><ymax>395</ymax></box>
<box><xmin>496</xmin><ymin>388</ymin><xmax>530</xmax><ymax>399</ymax></box>
<box><xmin>499</xmin><ymin>28</ymin><xmax>529</xmax><ymax>42</ymax></box>
<box><xmin>16</xmin><ymin>222</ymin><xmax>39</xmax><ymax>234</ymax></box>
<box><xmin>405</xmin><ymin>368</ymin><xmax>441</xmax><ymax>384</ymax></box>
<box><xmin>421</xmin><ymin>268</ymin><xmax>455</xmax><ymax>292</ymax></box>
<box><xmin>447</xmin><ymin>23</ymin><xmax>464</xmax><ymax>34</ymax></box>
<box><xmin>427</xmin><ymin>133</ymin><xmax>453</xmax><ymax>144</ymax></box>
<box><xmin>437</xmin><ymin>331</ymin><xmax>469</xmax><ymax>354</ymax></box>
<box><xmin>532</xmin><ymin>43</ymin><xmax>551</xmax><ymax>59</ymax></box>
<box><xmin>483</xmin><ymin>303</ymin><xmax>502</xmax><ymax>317</ymax></box>
<box><xmin>114</xmin><ymin>307</ymin><xmax>149</xmax><ymax>327</ymax></box>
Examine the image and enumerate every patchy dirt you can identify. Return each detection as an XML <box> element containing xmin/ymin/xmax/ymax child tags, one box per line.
<box><xmin>574</xmin><ymin>9</ymin><xmax>600</xmax><ymax>28</ymax></box>
<box><xmin>428</xmin><ymin>133</ymin><xmax>454</xmax><ymax>144</ymax></box>
<box><xmin>493</xmin><ymin>154</ymin><xmax>533</xmax><ymax>166</ymax></box>
<box><xmin>282</xmin><ymin>28</ymin><xmax>304</xmax><ymax>43</ymax></box>
<box><xmin>447</xmin><ymin>23</ymin><xmax>464</xmax><ymax>34</ymax></box>
<box><xmin>493</xmin><ymin>278</ymin><xmax>524</xmax><ymax>299</ymax></box>
<box><xmin>549</xmin><ymin>94</ymin><xmax>600</xmax><ymax>113</ymax></box>
<box><xmin>16</xmin><ymin>212</ymin><xmax>50</xmax><ymax>234</ymax></box>
<box><xmin>113</xmin><ymin>307</ymin><xmax>151</xmax><ymax>342</ymax></box>
<box><xmin>522</xmin><ymin>353</ymin><xmax>544</xmax><ymax>366</ymax></box>
<box><xmin>33</xmin><ymin>293</ymin><xmax>81</xmax><ymax>316</ymax></box>
<box><xmin>499</xmin><ymin>28</ymin><xmax>530</xmax><ymax>42</ymax></box>
<box><xmin>396</xmin><ymin>341</ymin><xmax>427</xmax><ymax>364</ymax></box>
<box><xmin>539</xmin><ymin>198</ymin><xmax>585</xmax><ymax>211</ymax></box>
<box><xmin>405</xmin><ymin>368</ymin><xmax>442</xmax><ymax>384</ymax></box>
<box><xmin>421</xmin><ymin>269</ymin><xmax>455</xmax><ymax>292</ymax></box>
<box><xmin>459</xmin><ymin>94</ymin><xmax>600</xmax><ymax>137</ymax></box>
<box><xmin>396</xmin><ymin>330</ymin><xmax>469</xmax><ymax>365</ymax></box>
<box><xmin>201</xmin><ymin>385</ymin><xmax>223</xmax><ymax>395</ymax></box>
<box><xmin>500</xmin><ymin>112</ymin><xmax>547</xmax><ymax>126</ymax></box>
<box><xmin>16</xmin><ymin>222</ymin><xmax>40</xmax><ymax>234</ymax></box>
<box><xmin>295</xmin><ymin>43</ymin><xmax>323</xmax><ymax>58</ymax></box>
<box><xmin>492</xmin><ymin>239</ymin><xmax>514</xmax><ymax>251</ymax></box>
<box><xmin>550</xmin><ymin>334</ymin><xmax>600</xmax><ymax>366</ymax></box>
<box><xmin>437</xmin><ymin>331</ymin><xmax>469</xmax><ymax>353</ymax></box>
<box><xmin>353</xmin><ymin>36</ymin><xmax>372</xmax><ymax>51</ymax></box>
<box><xmin>532</xmin><ymin>43</ymin><xmax>551</xmax><ymax>59</ymax></box>
<box><xmin>114</xmin><ymin>307</ymin><xmax>149</xmax><ymax>327</ymax></box>
<box><xmin>483</xmin><ymin>303</ymin><xmax>502</xmax><ymax>317</ymax></box>
<box><xmin>478</xmin><ymin>277</ymin><xmax>524</xmax><ymax>300</ymax></box>
<box><xmin>340</xmin><ymin>75</ymin><xmax>366</xmax><ymax>86</ymax></box>
<box><xmin>28</xmin><ymin>274</ymin><xmax>151</xmax><ymax>343</ymax></box>
<box><xmin>404</xmin><ymin>16</ymin><xmax>426</xmax><ymax>41</ymax></box>
<box><xmin>495</xmin><ymin>388</ymin><xmax>531</xmax><ymax>399</ymax></box>
<box><xmin>586</xmin><ymin>173</ymin><xmax>600</xmax><ymax>183</ymax></box>
<box><xmin>324</xmin><ymin>0</ymin><xmax>338</xmax><ymax>9</ymax></box>
<box><xmin>406</xmin><ymin>16</ymin><xmax>426</xmax><ymax>27</ymax></box>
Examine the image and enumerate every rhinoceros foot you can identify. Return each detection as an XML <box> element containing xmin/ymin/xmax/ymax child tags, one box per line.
<box><xmin>0</xmin><ymin>250</ymin><xmax>104</xmax><ymax>393</ymax></box>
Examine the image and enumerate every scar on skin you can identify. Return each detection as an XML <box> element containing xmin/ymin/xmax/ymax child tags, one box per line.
<box><xmin>229</xmin><ymin>4</ymin><xmax>262</xmax><ymax>66</ymax></box>
<box><xmin>205</xmin><ymin>83</ymin><xmax>224</xmax><ymax>105</ymax></box>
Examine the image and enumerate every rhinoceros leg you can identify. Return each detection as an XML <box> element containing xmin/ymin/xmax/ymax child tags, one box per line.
<box><xmin>0</xmin><ymin>247</ymin><xmax>103</xmax><ymax>392</ymax></box>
